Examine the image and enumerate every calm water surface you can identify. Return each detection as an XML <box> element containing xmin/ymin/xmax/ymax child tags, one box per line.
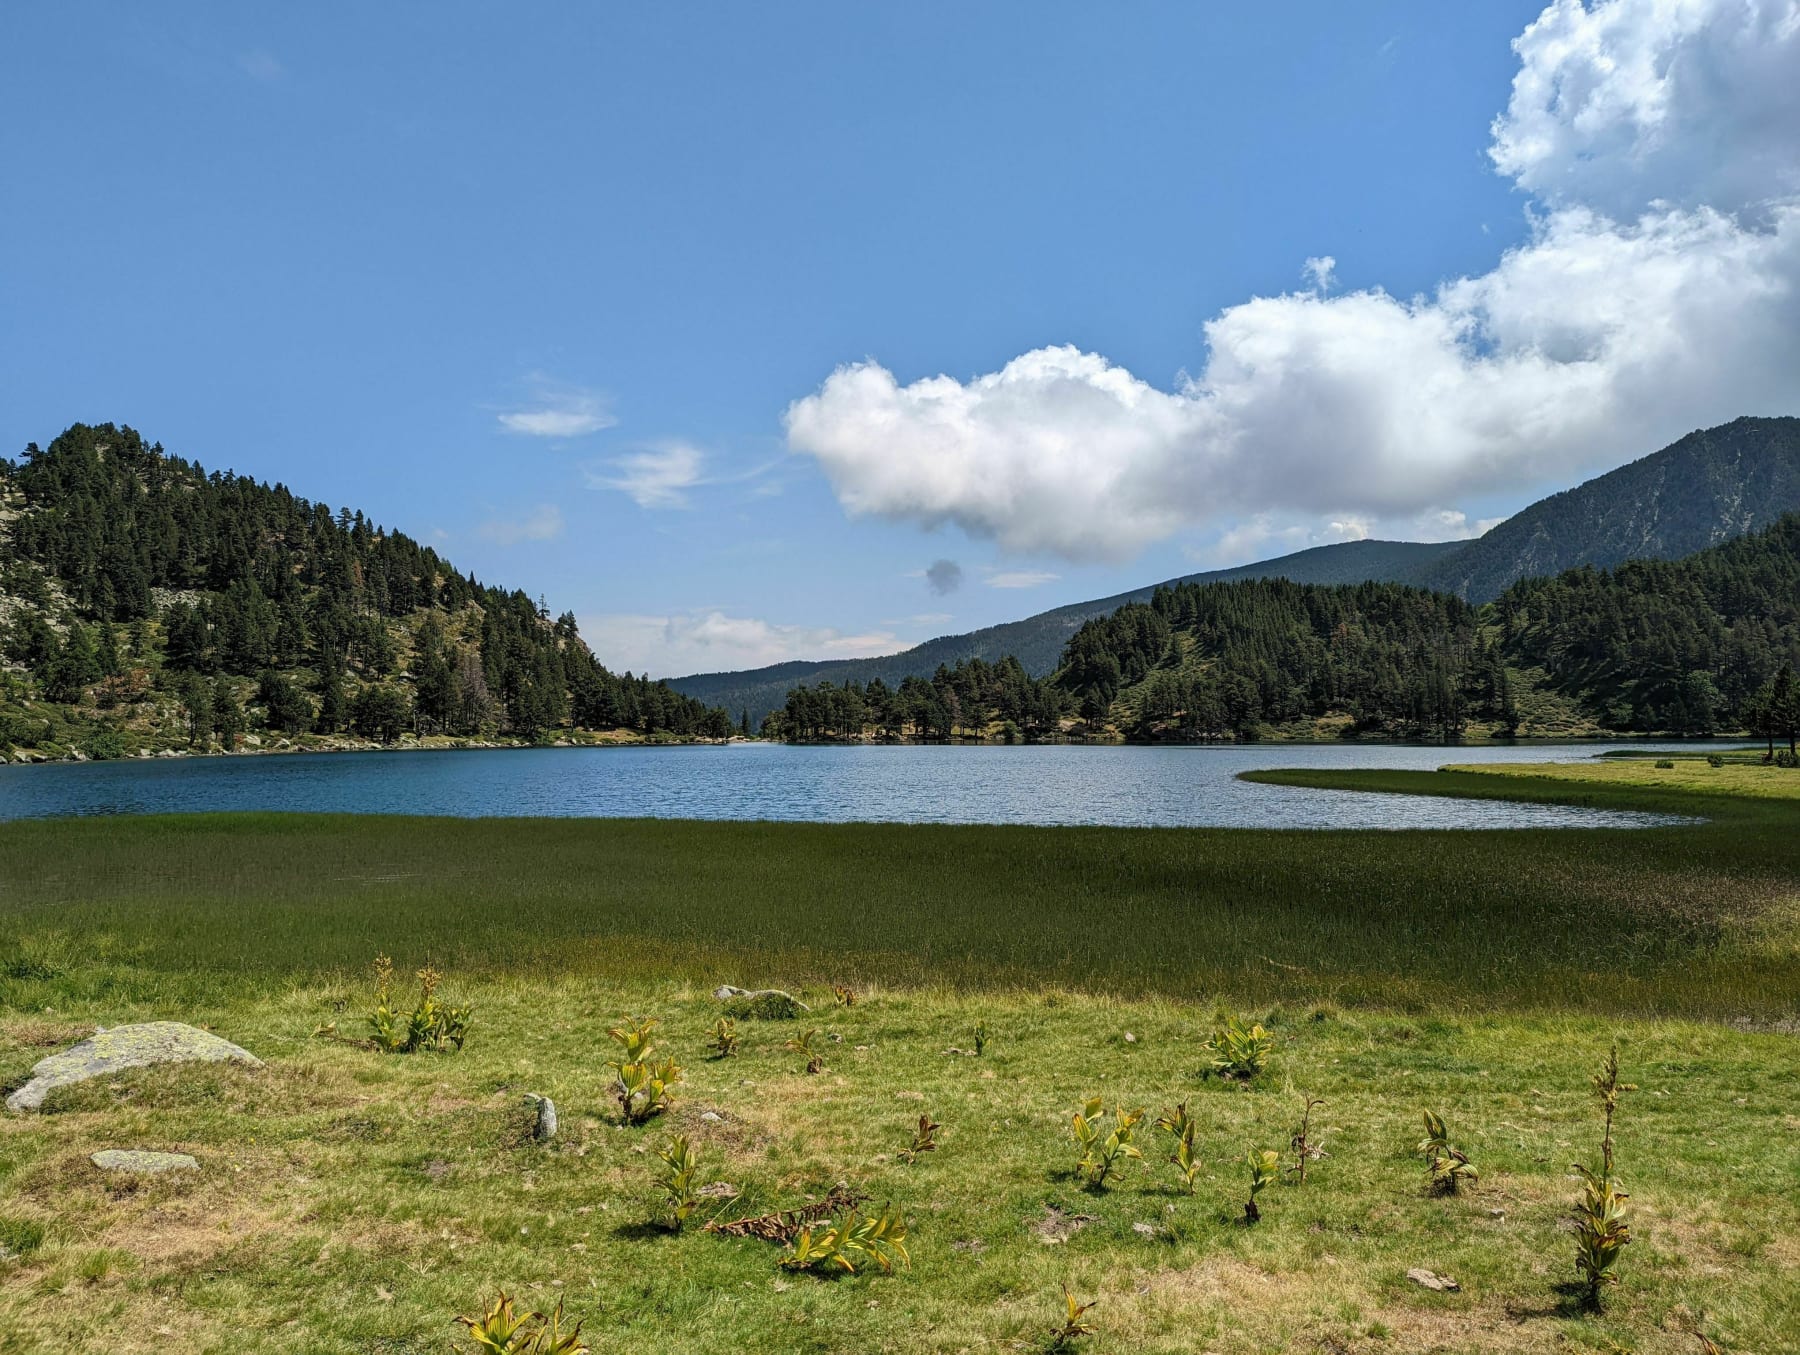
<box><xmin>0</xmin><ymin>741</ymin><xmax>1716</xmax><ymax>829</ymax></box>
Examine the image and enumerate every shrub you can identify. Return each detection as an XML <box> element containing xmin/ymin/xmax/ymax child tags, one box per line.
<box><xmin>1290</xmin><ymin>1096</ymin><xmax>1325</xmax><ymax>1184</ymax></box>
<box><xmin>608</xmin><ymin>1017</ymin><xmax>682</xmax><ymax>1125</ymax></box>
<box><xmin>1706</xmin><ymin>754</ymin><xmax>1724</xmax><ymax>768</ymax></box>
<box><xmin>1071</xmin><ymin>1098</ymin><xmax>1143</xmax><ymax>1189</ymax></box>
<box><xmin>1050</xmin><ymin>1287</ymin><xmax>1098</xmax><ymax>1348</ymax></box>
<box><xmin>1155</xmin><ymin>1099</ymin><xmax>1203</xmax><ymax>1194</ymax></box>
<box><xmin>1775</xmin><ymin>749</ymin><xmax>1799</xmax><ymax>768</ymax></box>
<box><xmin>901</xmin><ymin>1113</ymin><xmax>940</xmax><ymax>1164</ymax></box>
<box><xmin>1417</xmin><ymin>1110</ymin><xmax>1479</xmax><ymax>1195</ymax></box>
<box><xmin>779</xmin><ymin>1203</ymin><xmax>909</xmax><ymax>1275</ymax></box>
<box><xmin>1202</xmin><ymin>1012</ymin><xmax>1273</xmax><ymax>1080</ymax></box>
<box><xmin>1243</xmin><ymin>1148</ymin><xmax>1280</xmax><ymax>1222</ymax></box>
<box><xmin>1572</xmin><ymin>1046</ymin><xmax>1635</xmax><ymax>1308</ymax></box>
<box><xmin>653</xmin><ymin>1136</ymin><xmax>702</xmax><ymax>1231</ymax></box>
<box><xmin>709</xmin><ymin>1016</ymin><xmax>739</xmax><ymax>1058</ymax></box>
<box><xmin>1654</xmin><ymin>759</ymin><xmax>1675</xmax><ymax>769</ymax></box>
<box><xmin>457</xmin><ymin>1293</ymin><xmax>588</xmax><ymax>1353</ymax></box>
<box><xmin>368</xmin><ymin>955</ymin><xmax>471</xmax><ymax>1054</ymax></box>
<box><xmin>786</xmin><ymin>1028</ymin><xmax>825</xmax><ymax>1074</ymax></box>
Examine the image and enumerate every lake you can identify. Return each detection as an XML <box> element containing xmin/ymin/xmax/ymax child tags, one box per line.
<box><xmin>0</xmin><ymin>740</ymin><xmax>1717</xmax><ymax>828</ymax></box>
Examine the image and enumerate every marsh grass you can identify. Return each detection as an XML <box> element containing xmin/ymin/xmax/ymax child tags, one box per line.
<box><xmin>1</xmin><ymin>768</ymin><xmax>1796</xmax><ymax>1020</ymax></box>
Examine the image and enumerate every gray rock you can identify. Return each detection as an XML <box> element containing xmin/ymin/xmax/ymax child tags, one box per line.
<box><xmin>5</xmin><ymin>1021</ymin><xmax>263</xmax><ymax>1112</ymax></box>
<box><xmin>1405</xmin><ymin>1267</ymin><xmax>1460</xmax><ymax>1293</ymax></box>
<box><xmin>524</xmin><ymin>1093</ymin><xmax>558</xmax><ymax>1141</ymax></box>
<box><xmin>91</xmin><ymin>1149</ymin><xmax>199</xmax><ymax>1174</ymax></box>
<box><xmin>713</xmin><ymin>986</ymin><xmax>810</xmax><ymax>1018</ymax></box>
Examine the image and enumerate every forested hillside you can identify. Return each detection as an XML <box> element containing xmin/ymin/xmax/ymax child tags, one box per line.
<box><xmin>0</xmin><ymin>423</ymin><xmax>732</xmax><ymax>762</ymax></box>
<box><xmin>766</xmin><ymin>517</ymin><xmax>1800</xmax><ymax>746</ymax></box>
<box><xmin>669</xmin><ymin>539</ymin><xmax>1465</xmax><ymax>721</ymax></box>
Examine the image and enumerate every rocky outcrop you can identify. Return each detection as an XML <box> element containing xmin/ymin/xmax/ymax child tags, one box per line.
<box><xmin>5</xmin><ymin>1021</ymin><xmax>263</xmax><ymax>1112</ymax></box>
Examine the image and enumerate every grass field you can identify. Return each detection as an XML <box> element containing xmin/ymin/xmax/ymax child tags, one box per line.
<box><xmin>2</xmin><ymin>763</ymin><xmax>1797</xmax><ymax>1352</ymax></box>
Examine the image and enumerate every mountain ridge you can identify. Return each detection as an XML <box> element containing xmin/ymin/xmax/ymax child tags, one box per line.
<box><xmin>672</xmin><ymin>415</ymin><xmax>1800</xmax><ymax>722</ymax></box>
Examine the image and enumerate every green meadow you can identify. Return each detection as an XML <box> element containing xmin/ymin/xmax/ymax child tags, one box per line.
<box><xmin>1</xmin><ymin>760</ymin><xmax>1797</xmax><ymax>1352</ymax></box>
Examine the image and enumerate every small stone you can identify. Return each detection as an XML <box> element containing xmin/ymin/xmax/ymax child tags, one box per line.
<box><xmin>1406</xmin><ymin>1268</ymin><xmax>1460</xmax><ymax>1292</ymax></box>
<box><xmin>1124</xmin><ymin>1032</ymin><xmax>1137</xmax><ymax>1043</ymax></box>
<box><xmin>91</xmin><ymin>1150</ymin><xmax>198</xmax><ymax>1174</ymax></box>
<box><xmin>523</xmin><ymin>1094</ymin><xmax>558</xmax><ymax>1141</ymax></box>
<box><xmin>714</xmin><ymin>986</ymin><xmax>809</xmax><ymax>1019</ymax></box>
<box><xmin>1132</xmin><ymin>1221</ymin><xmax>1157</xmax><ymax>1236</ymax></box>
<box><xmin>896</xmin><ymin>1090</ymin><xmax>925</xmax><ymax>1101</ymax></box>
<box><xmin>700</xmin><ymin>1111</ymin><xmax>724</xmax><ymax>1124</ymax></box>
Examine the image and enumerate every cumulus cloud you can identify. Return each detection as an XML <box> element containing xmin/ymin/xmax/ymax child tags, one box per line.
<box><xmin>498</xmin><ymin>379</ymin><xmax>616</xmax><ymax>438</ymax></box>
<box><xmin>476</xmin><ymin>504</ymin><xmax>564</xmax><ymax>546</ymax></box>
<box><xmin>587</xmin><ymin>441</ymin><xmax>707</xmax><ymax>508</ymax></box>
<box><xmin>580</xmin><ymin>611</ymin><xmax>905</xmax><ymax>678</ymax></box>
<box><xmin>925</xmin><ymin>558</ymin><xmax>963</xmax><ymax>595</ymax></box>
<box><xmin>785</xmin><ymin>0</ymin><xmax>1800</xmax><ymax>564</ymax></box>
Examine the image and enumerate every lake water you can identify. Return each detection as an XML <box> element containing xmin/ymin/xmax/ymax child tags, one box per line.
<box><xmin>0</xmin><ymin>740</ymin><xmax>1718</xmax><ymax>829</ymax></box>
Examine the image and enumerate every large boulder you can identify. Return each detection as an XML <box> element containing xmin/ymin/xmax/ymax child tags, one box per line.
<box><xmin>713</xmin><ymin>986</ymin><xmax>810</xmax><ymax>1019</ymax></box>
<box><xmin>5</xmin><ymin>1021</ymin><xmax>263</xmax><ymax>1112</ymax></box>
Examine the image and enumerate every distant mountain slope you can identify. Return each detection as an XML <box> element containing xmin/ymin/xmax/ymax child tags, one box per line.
<box><xmin>674</xmin><ymin>415</ymin><xmax>1800</xmax><ymax>722</ymax></box>
<box><xmin>1419</xmin><ymin>416</ymin><xmax>1800</xmax><ymax>601</ymax></box>
<box><xmin>668</xmin><ymin>539</ymin><xmax>1464</xmax><ymax>722</ymax></box>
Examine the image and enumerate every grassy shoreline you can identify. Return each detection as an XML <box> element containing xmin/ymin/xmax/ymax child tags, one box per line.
<box><xmin>2</xmin><ymin>764</ymin><xmax>1796</xmax><ymax>1352</ymax></box>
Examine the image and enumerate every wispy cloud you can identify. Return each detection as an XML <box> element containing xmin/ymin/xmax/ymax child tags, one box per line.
<box><xmin>580</xmin><ymin>610</ymin><xmax>905</xmax><ymax>678</ymax></box>
<box><xmin>497</xmin><ymin>377</ymin><xmax>616</xmax><ymax>438</ymax></box>
<box><xmin>237</xmin><ymin>50</ymin><xmax>284</xmax><ymax>82</ymax></box>
<box><xmin>476</xmin><ymin>504</ymin><xmax>564</xmax><ymax>546</ymax></box>
<box><xmin>586</xmin><ymin>441</ymin><xmax>706</xmax><ymax>508</ymax></box>
<box><xmin>985</xmin><ymin>570</ymin><xmax>1059</xmax><ymax>589</ymax></box>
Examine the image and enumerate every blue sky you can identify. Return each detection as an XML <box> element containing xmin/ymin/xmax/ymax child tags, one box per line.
<box><xmin>6</xmin><ymin>3</ymin><xmax>1798</xmax><ymax>676</ymax></box>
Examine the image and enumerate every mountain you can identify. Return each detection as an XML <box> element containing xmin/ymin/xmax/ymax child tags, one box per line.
<box><xmin>1419</xmin><ymin>416</ymin><xmax>1800</xmax><ymax>601</ymax></box>
<box><xmin>762</xmin><ymin>515</ymin><xmax>1800</xmax><ymax>745</ymax></box>
<box><xmin>0</xmin><ymin>423</ymin><xmax>733</xmax><ymax>761</ymax></box>
<box><xmin>673</xmin><ymin>415</ymin><xmax>1800</xmax><ymax>723</ymax></box>
<box><xmin>669</xmin><ymin>539</ymin><xmax>1465</xmax><ymax>723</ymax></box>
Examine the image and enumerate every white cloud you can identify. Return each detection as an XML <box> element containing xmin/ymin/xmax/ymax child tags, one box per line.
<box><xmin>498</xmin><ymin>379</ymin><xmax>616</xmax><ymax>438</ymax></box>
<box><xmin>581</xmin><ymin>611</ymin><xmax>906</xmax><ymax>678</ymax></box>
<box><xmin>586</xmin><ymin>441</ymin><xmax>706</xmax><ymax>508</ymax></box>
<box><xmin>476</xmin><ymin>504</ymin><xmax>564</xmax><ymax>546</ymax></box>
<box><xmin>785</xmin><ymin>0</ymin><xmax>1800</xmax><ymax>564</ymax></box>
<box><xmin>1302</xmin><ymin>255</ymin><xmax>1337</xmax><ymax>291</ymax></box>
<box><xmin>985</xmin><ymin>570</ymin><xmax>1060</xmax><ymax>589</ymax></box>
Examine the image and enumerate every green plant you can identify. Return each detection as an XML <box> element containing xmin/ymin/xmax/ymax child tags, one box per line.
<box><xmin>1050</xmin><ymin>1286</ymin><xmax>1098</xmax><ymax>1348</ymax></box>
<box><xmin>1071</xmin><ymin>1097</ymin><xmax>1143</xmax><ymax>1189</ymax></box>
<box><xmin>1243</xmin><ymin>1148</ymin><xmax>1280</xmax><ymax>1222</ymax></box>
<box><xmin>709</xmin><ymin>1016</ymin><xmax>739</xmax><ymax>1058</ymax></box>
<box><xmin>778</xmin><ymin>1203</ymin><xmax>909</xmax><ymax>1275</ymax></box>
<box><xmin>653</xmin><ymin>1135</ymin><xmax>702</xmax><ymax>1230</ymax></box>
<box><xmin>786</xmin><ymin>1028</ymin><xmax>825</xmax><ymax>1074</ymax></box>
<box><xmin>1572</xmin><ymin>1045</ymin><xmax>1635</xmax><ymax>1308</ymax></box>
<box><xmin>367</xmin><ymin>955</ymin><xmax>471</xmax><ymax>1053</ymax></box>
<box><xmin>1290</xmin><ymin>1096</ymin><xmax>1325</xmax><ymax>1184</ymax></box>
<box><xmin>1655</xmin><ymin>759</ymin><xmax>1676</xmax><ymax>769</ymax></box>
<box><xmin>973</xmin><ymin>1020</ymin><xmax>988</xmax><ymax>1056</ymax></box>
<box><xmin>457</xmin><ymin>1293</ymin><xmax>589</xmax><ymax>1353</ymax></box>
<box><xmin>608</xmin><ymin>1017</ymin><xmax>682</xmax><ymax>1125</ymax></box>
<box><xmin>901</xmin><ymin>1112</ymin><xmax>941</xmax><ymax>1163</ymax></box>
<box><xmin>1706</xmin><ymin>754</ymin><xmax>1725</xmax><ymax>768</ymax></box>
<box><xmin>1417</xmin><ymin>1110</ymin><xmax>1479</xmax><ymax>1195</ymax></box>
<box><xmin>1155</xmin><ymin>1099</ymin><xmax>1203</xmax><ymax>1194</ymax></box>
<box><xmin>1202</xmin><ymin>1012</ymin><xmax>1272</xmax><ymax>1080</ymax></box>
